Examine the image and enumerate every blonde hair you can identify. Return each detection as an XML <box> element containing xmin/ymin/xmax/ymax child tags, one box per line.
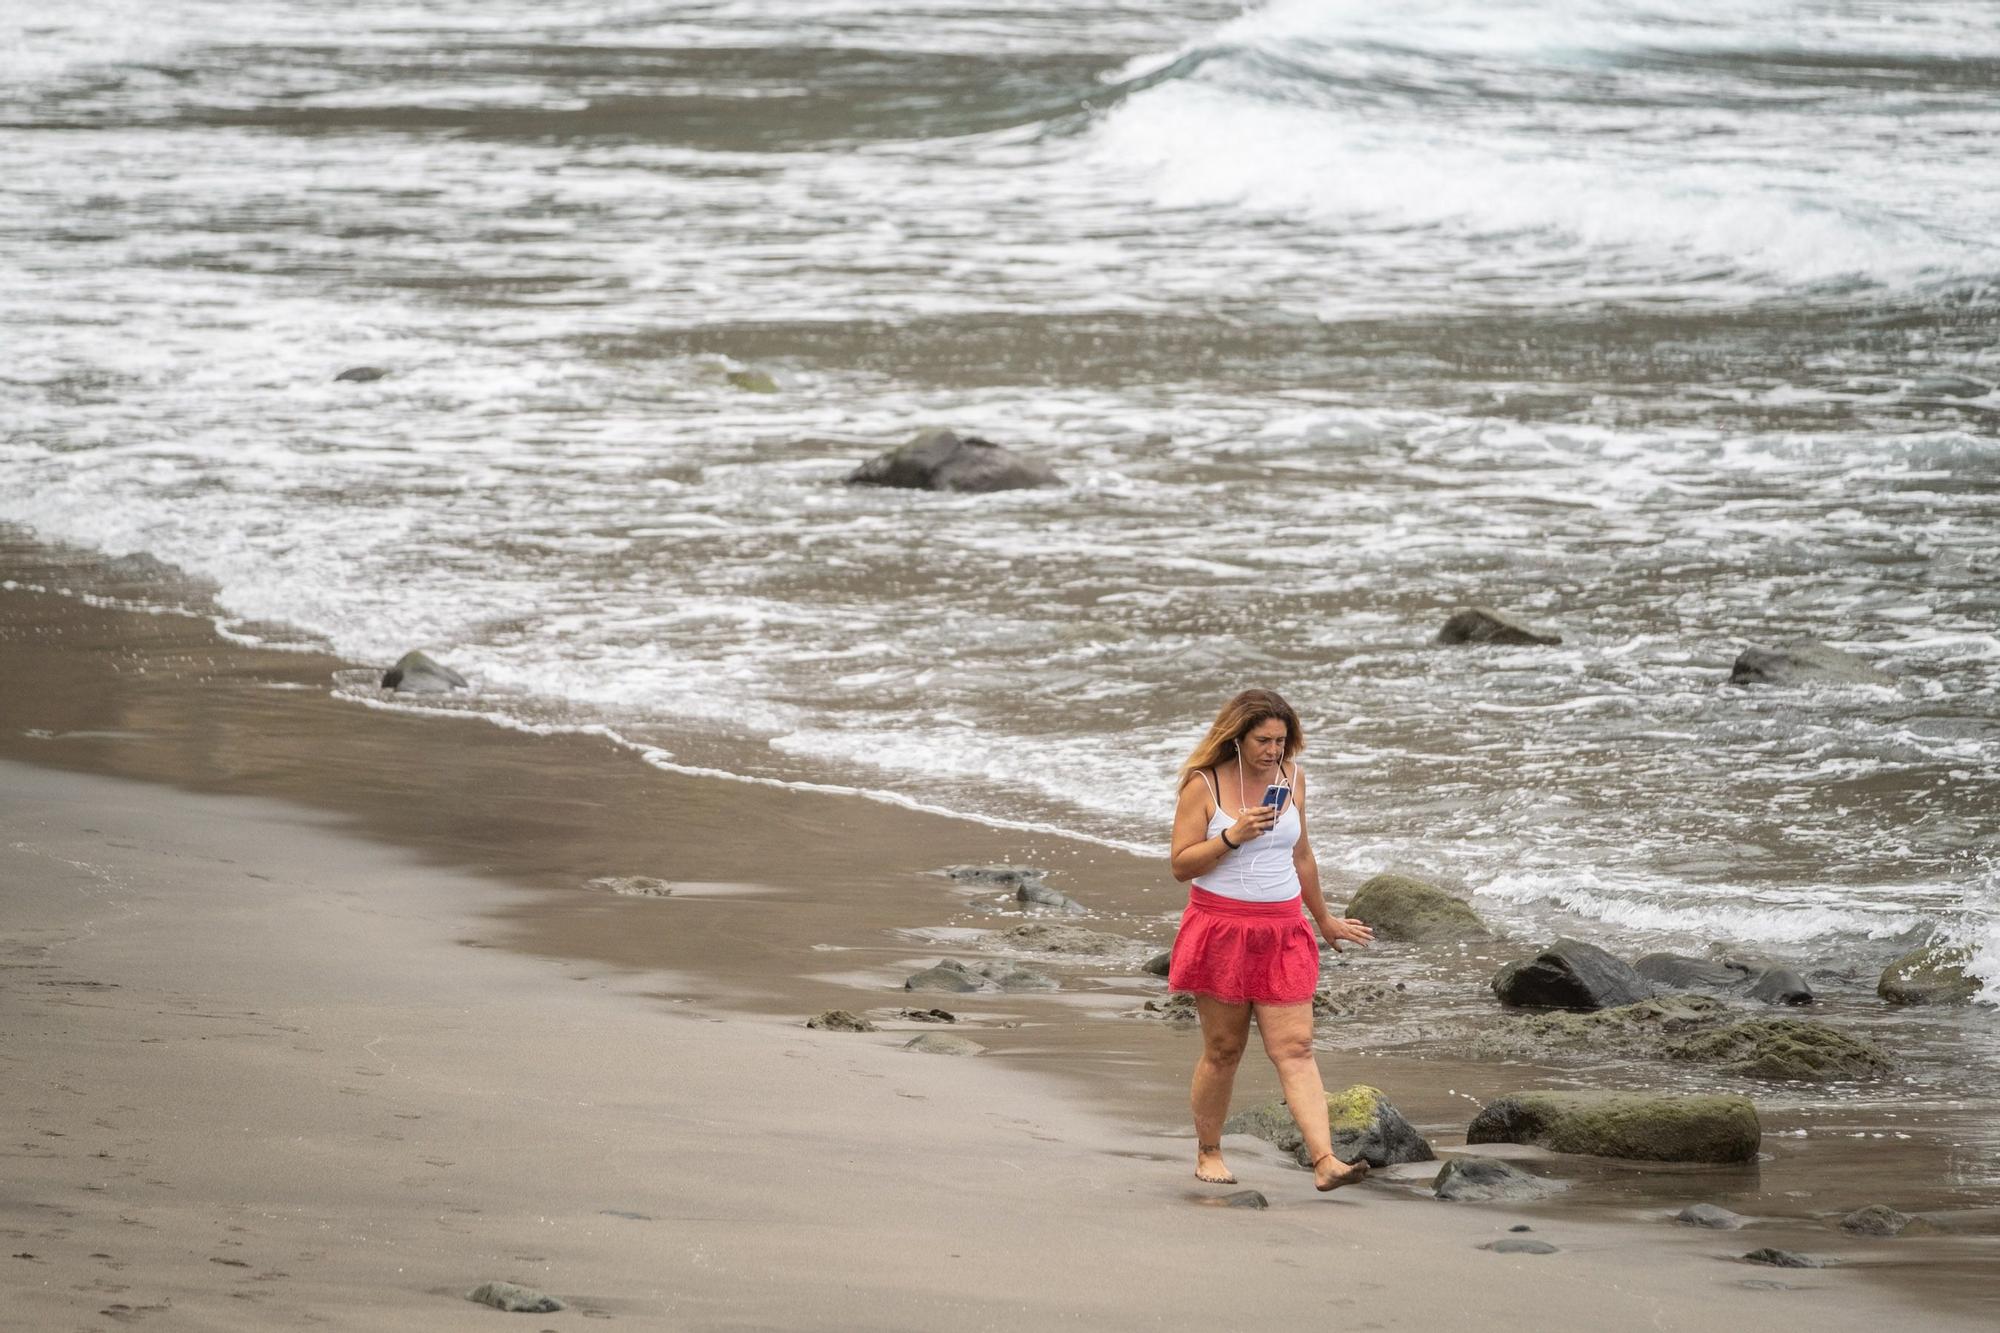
<box><xmin>1178</xmin><ymin>689</ymin><xmax>1305</xmax><ymax>789</ymax></box>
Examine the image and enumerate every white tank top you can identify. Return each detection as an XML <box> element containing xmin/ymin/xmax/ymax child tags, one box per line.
<box><xmin>1194</xmin><ymin>765</ymin><xmax>1303</xmax><ymax>903</ymax></box>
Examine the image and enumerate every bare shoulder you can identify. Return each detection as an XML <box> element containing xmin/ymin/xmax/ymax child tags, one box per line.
<box><xmin>1176</xmin><ymin>769</ymin><xmax>1215</xmax><ymax>815</ymax></box>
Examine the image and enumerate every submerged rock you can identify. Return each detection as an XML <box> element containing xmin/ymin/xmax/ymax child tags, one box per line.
<box><xmin>1465</xmin><ymin>996</ymin><xmax>1886</xmax><ymax>1082</ymax></box>
<box><xmin>1313</xmin><ymin>981</ymin><xmax>1406</xmax><ymax>1018</ymax></box>
<box><xmin>1906</xmin><ymin>374</ymin><xmax>1994</xmax><ymax>399</ymax></box>
<box><xmin>334</xmin><ymin>365</ymin><xmax>390</xmax><ymax>383</ymax></box>
<box><xmin>1435</xmin><ymin>606</ymin><xmax>1562</xmax><ymax>647</ymax></box>
<box><xmin>904</xmin><ymin>960</ymin><xmax>982</xmax><ymax>994</ymax></box>
<box><xmin>1141</xmin><ymin>950</ymin><xmax>1173</xmax><ymax>977</ymax></box>
<box><xmin>466</xmin><ymin>1282</ymin><xmax>563</xmax><ymax>1313</ymax></box>
<box><xmin>1346</xmin><ymin>873</ymin><xmax>1493</xmax><ymax>943</ymax></box>
<box><xmin>1840</xmin><ymin>1204</ymin><xmax>1914</xmax><ymax>1237</ymax></box>
<box><xmin>1208</xmin><ymin>1189</ymin><xmax>1269</xmax><ymax>1210</ymax></box>
<box><xmin>381</xmin><ymin>650</ymin><xmax>468</xmax><ymax>694</ymax></box>
<box><xmin>1741</xmin><ymin>1248</ymin><xmax>1830</xmax><ymax>1269</ymax></box>
<box><xmin>1432</xmin><ymin>1156</ymin><xmax>1561</xmax><ymax>1202</ymax></box>
<box><xmin>1466</xmin><ymin>1091</ymin><xmax>1761</xmax><ymax>1164</ymax></box>
<box><xmin>892</xmin><ymin>1007</ymin><xmax>957</xmax><ymax>1023</ymax></box>
<box><xmin>1664</xmin><ymin>1018</ymin><xmax>1891</xmax><ymax>1081</ymax></box>
<box><xmin>1676</xmin><ymin>1203</ymin><xmax>1747</xmax><ymax>1230</ymax></box>
<box><xmin>806</xmin><ymin>1009</ymin><xmax>876</xmax><ymax>1033</ymax></box>
<box><xmin>1017</xmin><ymin>882</ymin><xmax>1087</xmax><ymax>914</ymax></box>
<box><xmin>1493</xmin><ymin>938</ymin><xmax>1653</xmax><ymax>1011</ymax></box>
<box><xmin>941</xmin><ymin>864</ymin><xmax>1048</xmax><ymax>890</ymax></box>
<box><xmin>848</xmin><ymin>429</ymin><xmax>1061</xmax><ymax>494</ymax></box>
<box><xmin>1225</xmin><ymin>1085</ymin><xmax>1433</xmax><ymax>1169</ymax></box>
<box><xmin>587</xmin><ymin>876</ymin><xmax>673</xmax><ymax>898</ymax></box>
<box><xmin>904</xmin><ymin>1033</ymin><xmax>984</xmax><ymax>1056</ymax></box>
<box><xmin>999</xmin><ymin>923</ymin><xmax>1133</xmax><ymax>955</ymax></box>
<box><xmin>1634</xmin><ymin>952</ymin><xmax>1813</xmax><ymax>1007</ymax></box>
<box><xmin>1878</xmin><ymin>944</ymin><xmax>1980</xmax><ymax>1005</ymax></box>
<box><xmin>1729</xmin><ymin>641</ymin><xmax>1893</xmax><ymax>687</ymax></box>
<box><xmin>725</xmin><ymin>368</ymin><xmax>779</xmax><ymax>393</ymax></box>
<box><xmin>1136</xmin><ymin>992</ymin><xmax>1199</xmax><ymax>1024</ymax></box>
<box><xmin>1480</xmin><ymin>1237</ymin><xmax>1559</xmax><ymax>1255</ymax></box>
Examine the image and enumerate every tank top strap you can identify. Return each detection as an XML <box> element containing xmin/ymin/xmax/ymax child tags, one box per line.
<box><xmin>1196</xmin><ymin>767</ymin><xmax>1219</xmax><ymax>810</ymax></box>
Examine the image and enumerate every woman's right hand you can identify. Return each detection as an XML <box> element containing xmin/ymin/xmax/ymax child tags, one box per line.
<box><xmin>1229</xmin><ymin>803</ymin><xmax>1278</xmax><ymax>844</ymax></box>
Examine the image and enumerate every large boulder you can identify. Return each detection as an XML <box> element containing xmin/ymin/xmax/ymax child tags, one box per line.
<box><xmin>1432</xmin><ymin>1156</ymin><xmax>1562</xmax><ymax>1202</ymax></box>
<box><xmin>1466</xmin><ymin>1091</ymin><xmax>1760</xmax><ymax>1164</ymax></box>
<box><xmin>1493</xmin><ymin>938</ymin><xmax>1653</xmax><ymax>1010</ymax></box>
<box><xmin>1634</xmin><ymin>952</ymin><xmax>1813</xmax><ymax>1007</ymax></box>
<box><xmin>381</xmin><ymin>650</ymin><xmax>468</xmax><ymax>694</ymax></box>
<box><xmin>1346</xmin><ymin>874</ymin><xmax>1493</xmax><ymax>943</ymax></box>
<box><xmin>1664</xmin><ymin>1018</ymin><xmax>1891</xmax><ymax>1081</ymax></box>
<box><xmin>1224</xmin><ymin>1085</ymin><xmax>1433</xmax><ymax>1169</ymax></box>
<box><xmin>848</xmin><ymin>429</ymin><xmax>1060</xmax><ymax>494</ymax></box>
<box><xmin>1435</xmin><ymin>606</ymin><xmax>1562</xmax><ymax>647</ymax></box>
<box><xmin>1729</xmin><ymin>641</ymin><xmax>1892</xmax><ymax>687</ymax></box>
<box><xmin>1878</xmin><ymin>944</ymin><xmax>1981</xmax><ymax>1005</ymax></box>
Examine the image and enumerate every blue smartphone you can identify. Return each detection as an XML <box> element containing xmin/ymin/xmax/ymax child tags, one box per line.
<box><xmin>1261</xmin><ymin>784</ymin><xmax>1290</xmax><ymax>812</ymax></box>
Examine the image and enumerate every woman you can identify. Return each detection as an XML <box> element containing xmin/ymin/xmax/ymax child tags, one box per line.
<box><xmin>1166</xmin><ymin>688</ymin><xmax>1374</xmax><ymax>1191</ymax></box>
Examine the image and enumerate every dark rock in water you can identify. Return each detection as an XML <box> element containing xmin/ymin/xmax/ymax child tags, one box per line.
<box><xmin>1676</xmin><ymin>1203</ymin><xmax>1747</xmax><ymax>1230</ymax></box>
<box><xmin>848</xmin><ymin>429</ymin><xmax>1060</xmax><ymax>494</ymax></box>
<box><xmin>1346</xmin><ymin>873</ymin><xmax>1493</xmax><ymax>943</ymax></box>
<box><xmin>904</xmin><ymin>960</ymin><xmax>982</xmax><ymax>993</ymax></box>
<box><xmin>893</xmin><ymin>1007</ymin><xmax>957</xmax><ymax>1023</ymax></box>
<box><xmin>1435</xmin><ymin>606</ymin><xmax>1562</xmax><ymax>647</ymax></box>
<box><xmin>1509</xmin><ymin>1224</ymin><xmax>1532</xmax><ymax>1232</ymax></box>
<box><xmin>1142</xmin><ymin>950</ymin><xmax>1173</xmax><ymax>977</ymax></box>
<box><xmin>1000</xmin><ymin>923</ymin><xmax>1133</xmax><ymax>955</ymax></box>
<box><xmin>904</xmin><ymin>1033</ymin><xmax>984</xmax><ymax>1056</ymax></box>
<box><xmin>806</xmin><ymin>1009</ymin><xmax>876</xmax><ymax>1033</ymax></box>
<box><xmin>1878</xmin><ymin>944</ymin><xmax>1980</xmax><ymax>1005</ymax></box>
<box><xmin>1665</xmin><ymin>1017</ymin><xmax>1891</xmax><ymax>1081</ymax></box>
<box><xmin>1226</xmin><ymin>1085</ymin><xmax>1433</xmax><ymax>1169</ymax></box>
<box><xmin>1636</xmin><ymin>947</ymin><xmax>1816</xmax><ymax>1005</ymax></box>
<box><xmin>1467</xmin><ymin>1091</ymin><xmax>1761</xmax><ymax>1164</ymax></box>
<box><xmin>1729</xmin><ymin>641</ymin><xmax>1893</xmax><ymax>687</ymax></box>
<box><xmin>334</xmin><ymin>365</ymin><xmax>390</xmax><ymax>383</ymax></box>
<box><xmin>381</xmin><ymin>650</ymin><xmax>468</xmax><ymax>694</ymax></box>
<box><xmin>1840</xmin><ymin>1204</ymin><xmax>1914</xmax><ymax>1237</ymax></box>
<box><xmin>1432</xmin><ymin>1156</ymin><xmax>1561</xmax><ymax>1202</ymax></box>
<box><xmin>1493</xmin><ymin>938</ymin><xmax>1653</xmax><ymax>1011</ymax></box>
<box><xmin>1480</xmin><ymin>1238</ymin><xmax>1558</xmax><ymax>1255</ymax></box>
<box><xmin>1741</xmin><ymin>1248</ymin><xmax>1829</xmax><ymax>1269</ymax></box>
<box><xmin>466</xmin><ymin>1281</ymin><xmax>563</xmax><ymax>1313</ymax></box>
<box><xmin>725</xmin><ymin>369</ymin><xmax>778</xmax><ymax>393</ymax></box>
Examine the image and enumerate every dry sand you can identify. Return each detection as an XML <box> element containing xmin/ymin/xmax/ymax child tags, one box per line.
<box><xmin>3</xmin><ymin>544</ymin><xmax>1996</xmax><ymax>1329</ymax></box>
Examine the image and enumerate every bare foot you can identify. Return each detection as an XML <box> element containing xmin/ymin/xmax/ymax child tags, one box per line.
<box><xmin>1195</xmin><ymin>1143</ymin><xmax>1237</xmax><ymax>1185</ymax></box>
<box><xmin>1313</xmin><ymin>1152</ymin><xmax>1369</xmax><ymax>1192</ymax></box>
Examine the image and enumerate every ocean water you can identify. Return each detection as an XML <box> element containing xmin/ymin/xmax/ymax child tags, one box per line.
<box><xmin>4</xmin><ymin>0</ymin><xmax>1997</xmax><ymax>998</ymax></box>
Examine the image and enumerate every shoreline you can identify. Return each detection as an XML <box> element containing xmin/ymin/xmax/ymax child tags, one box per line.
<box><xmin>4</xmin><ymin>536</ymin><xmax>1999</xmax><ymax>1325</ymax></box>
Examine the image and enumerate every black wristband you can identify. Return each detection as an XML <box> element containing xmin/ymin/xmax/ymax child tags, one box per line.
<box><xmin>1218</xmin><ymin>829</ymin><xmax>1239</xmax><ymax>850</ymax></box>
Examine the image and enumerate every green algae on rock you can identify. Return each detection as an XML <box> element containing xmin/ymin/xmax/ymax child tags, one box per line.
<box><xmin>1466</xmin><ymin>1091</ymin><xmax>1760</xmax><ymax>1164</ymax></box>
<box><xmin>1345</xmin><ymin>873</ymin><xmax>1493</xmax><ymax>943</ymax></box>
<box><xmin>1225</xmin><ymin>1084</ymin><xmax>1434</xmax><ymax>1168</ymax></box>
<box><xmin>1664</xmin><ymin>1018</ymin><xmax>1891</xmax><ymax>1081</ymax></box>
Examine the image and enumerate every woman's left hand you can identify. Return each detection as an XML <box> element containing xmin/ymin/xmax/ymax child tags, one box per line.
<box><xmin>1318</xmin><ymin>916</ymin><xmax>1374</xmax><ymax>952</ymax></box>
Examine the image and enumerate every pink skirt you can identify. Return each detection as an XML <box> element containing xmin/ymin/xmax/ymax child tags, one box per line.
<box><xmin>1167</xmin><ymin>887</ymin><xmax>1318</xmax><ymax>1006</ymax></box>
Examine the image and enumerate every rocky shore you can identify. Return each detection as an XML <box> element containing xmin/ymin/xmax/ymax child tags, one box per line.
<box><xmin>3</xmin><ymin>540</ymin><xmax>1998</xmax><ymax>1327</ymax></box>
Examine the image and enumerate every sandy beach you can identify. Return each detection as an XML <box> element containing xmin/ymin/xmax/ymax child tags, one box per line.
<box><xmin>5</xmin><ymin>545</ymin><xmax>1998</xmax><ymax>1330</ymax></box>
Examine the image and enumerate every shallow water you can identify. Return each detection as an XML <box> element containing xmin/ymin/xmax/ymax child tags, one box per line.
<box><xmin>3</xmin><ymin>0</ymin><xmax>1997</xmax><ymax>997</ymax></box>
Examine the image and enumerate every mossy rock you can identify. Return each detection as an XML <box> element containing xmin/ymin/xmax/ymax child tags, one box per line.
<box><xmin>1462</xmin><ymin>994</ymin><xmax>1726</xmax><ymax>1062</ymax></box>
<box><xmin>1467</xmin><ymin>1091</ymin><xmax>1760</xmax><ymax>1164</ymax></box>
<box><xmin>1664</xmin><ymin>1018</ymin><xmax>1892</xmax><ymax>1081</ymax></box>
<box><xmin>1224</xmin><ymin>1084</ymin><xmax>1433</xmax><ymax>1168</ymax></box>
<box><xmin>1878</xmin><ymin>945</ymin><xmax>1980</xmax><ymax>1005</ymax></box>
<box><xmin>725</xmin><ymin>369</ymin><xmax>779</xmax><ymax>393</ymax></box>
<box><xmin>1346</xmin><ymin>873</ymin><xmax>1493</xmax><ymax>943</ymax></box>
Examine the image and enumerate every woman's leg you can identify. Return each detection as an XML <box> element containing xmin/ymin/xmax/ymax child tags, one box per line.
<box><xmin>1255</xmin><ymin>1001</ymin><xmax>1366</xmax><ymax>1191</ymax></box>
<box><xmin>1191</xmin><ymin>995</ymin><xmax>1253</xmax><ymax>1183</ymax></box>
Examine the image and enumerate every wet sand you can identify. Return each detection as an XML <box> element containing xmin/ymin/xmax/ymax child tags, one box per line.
<box><xmin>3</xmin><ymin>540</ymin><xmax>1997</xmax><ymax>1327</ymax></box>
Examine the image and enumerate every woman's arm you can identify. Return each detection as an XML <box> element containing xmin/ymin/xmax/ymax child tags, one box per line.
<box><xmin>1292</xmin><ymin>770</ymin><xmax>1374</xmax><ymax>951</ymax></box>
<box><xmin>1169</xmin><ymin>773</ymin><xmax>1268</xmax><ymax>883</ymax></box>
